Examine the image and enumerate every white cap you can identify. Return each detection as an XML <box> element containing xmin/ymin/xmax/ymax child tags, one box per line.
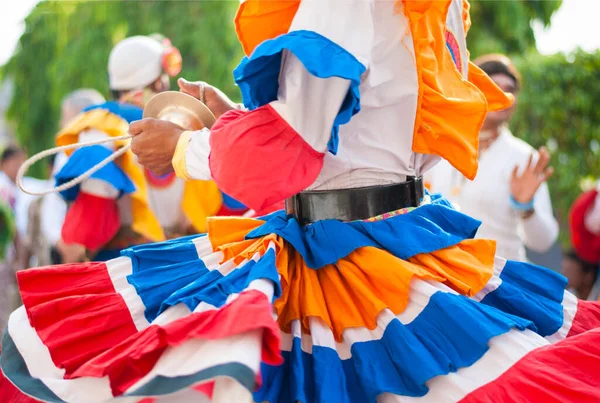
<box><xmin>108</xmin><ymin>36</ymin><xmax>164</xmax><ymax>91</ymax></box>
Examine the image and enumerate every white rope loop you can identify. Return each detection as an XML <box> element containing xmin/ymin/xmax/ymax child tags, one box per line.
<box><xmin>16</xmin><ymin>134</ymin><xmax>133</xmax><ymax>196</ymax></box>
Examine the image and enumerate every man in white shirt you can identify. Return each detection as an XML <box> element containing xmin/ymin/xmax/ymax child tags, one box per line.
<box><xmin>427</xmin><ymin>54</ymin><xmax>558</xmax><ymax>262</ymax></box>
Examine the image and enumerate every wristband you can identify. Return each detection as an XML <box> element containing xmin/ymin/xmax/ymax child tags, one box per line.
<box><xmin>509</xmin><ymin>195</ymin><xmax>534</xmax><ymax>212</ymax></box>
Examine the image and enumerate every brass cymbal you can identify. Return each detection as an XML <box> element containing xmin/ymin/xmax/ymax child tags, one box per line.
<box><xmin>143</xmin><ymin>91</ymin><xmax>216</xmax><ymax>130</ymax></box>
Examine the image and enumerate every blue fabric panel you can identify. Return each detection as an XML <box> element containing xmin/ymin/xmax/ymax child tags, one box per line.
<box><xmin>83</xmin><ymin>101</ymin><xmax>143</xmax><ymax>123</ymax></box>
<box><xmin>221</xmin><ymin>191</ymin><xmax>248</xmax><ymax>210</ymax></box>
<box><xmin>55</xmin><ymin>145</ymin><xmax>136</xmax><ymax>201</ymax></box>
<box><xmin>255</xmin><ymin>292</ymin><xmax>534</xmax><ymax>403</ymax></box>
<box><xmin>247</xmin><ymin>198</ymin><xmax>481</xmax><ymax>269</ymax></box>
<box><xmin>121</xmin><ymin>235</ymin><xmax>203</xmax><ymax>272</ymax></box>
<box><xmin>233</xmin><ymin>30</ymin><xmax>365</xmax><ymax>155</ymax></box>
<box><xmin>480</xmin><ymin>260</ymin><xmax>568</xmax><ymax>336</ymax></box>
<box><xmin>158</xmin><ymin>248</ymin><xmax>281</xmax><ymax>315</ymax></box>
<box><xmin>122</xmin><ymin>236</ymin><xmax>208</xmax><ymax>322</ymax></box>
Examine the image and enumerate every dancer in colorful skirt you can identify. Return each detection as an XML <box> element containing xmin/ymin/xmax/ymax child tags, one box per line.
<box><xmin>54</xmin><ymin>35</ymin><xmax>236</xmax><ymax>261</ymax></box>
<box><xmin>4</xmin><ymin>1</ymin><xmax>600</xmax><ymax>402</ymax></box>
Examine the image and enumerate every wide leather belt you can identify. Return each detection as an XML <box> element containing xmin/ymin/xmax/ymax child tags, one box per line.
<box><xmin>285</xmin><ymin>176</ymin><xmax>424</xmax><ymax>225</ymax></box>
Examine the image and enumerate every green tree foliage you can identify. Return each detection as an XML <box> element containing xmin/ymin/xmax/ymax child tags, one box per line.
<box><xmin>511</xmin><ymin>50</ymin><xmax>600</xmax><ymax>246</ymax></box>
<box><xmin>467</xmin><ymin>0</ymin><xmax>562</xmax><ymax>58</ymax></box>
<box><xmin>3</xmin><ymin>0</ymin><xmax>242</xmax><ymax>177</ymax></box>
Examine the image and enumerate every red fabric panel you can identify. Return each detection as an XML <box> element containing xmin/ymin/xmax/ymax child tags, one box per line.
<box><xmin>18</xmin><ymin>262</ymin><xmax>114</xmax><ymax>308</ymax></box>
<box><xmin>209</xmin><ymin>105</ymin><xmax>324</xmax><ymax>212</ymax></box>
<box><xmin>70</xmin><ymin>290</ymin><xmax>281</xmax><ymax>396</ymax></box>
<box><xmin>28</xmin><ymin>293</ymin><xmax>138</xmax><ymax>377</ymax></box>
<box><xmin>567</xmin><ymin>300</ymin><xmax>600</xmax><ymax>338</ymax></box>
<box><xmin>460</xmin><ymin>329</ymin><xmax>600</xmax><ymax>403</ymax></box>
<box><xmin>254</xmin><ymin>201</ymin><xmax>285</xmax><ymax>217</ymax></box>
<box><xmin>217</xmin><ymin>204</ymin><xmax>248</xmax><ymax>217</ymax></box>
<box><xmin>0</xmin><ymin>367</ymin><xmax>42</xmax><ymax>403</ymax></box>
<box><xmin>569</xmin><ymin>190</ymin><xmax>600</xmax><ymax>263</ymax></box>
<box><xmin>61</xmin><ymin>192</ymin><xmax>120</xmax><ymax>251</ymax></box>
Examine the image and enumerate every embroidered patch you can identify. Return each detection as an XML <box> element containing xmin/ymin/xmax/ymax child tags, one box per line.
<box><xmin>445</xmin><ymin>29</ymin><xmax>462</xmax><ymax>73</ymax></box>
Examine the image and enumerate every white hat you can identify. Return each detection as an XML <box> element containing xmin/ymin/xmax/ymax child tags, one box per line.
<box><xmin>108</xmin><ymin>36</ymin><xmax>164</xmax><ymax>91</ymax></box>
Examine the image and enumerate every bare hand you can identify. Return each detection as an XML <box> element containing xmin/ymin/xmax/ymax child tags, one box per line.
<box><xmin>510</xmin><ymin>146</ymin><xmax>554</xmax><ymax>204</ymax></box>
<box><xmin>56</xmin><ymin>239</ymin><xmax>86</xmax><ymax>264</ymax></box>
<box><xmin>178</xmin><ymin>78</ymin><xmax>238</xmax><ymax>119</ymax></box>
<box><xmin>129</xmin><ymin>118</ymin><xmax>184</xmax><ymax>175</ymax></box>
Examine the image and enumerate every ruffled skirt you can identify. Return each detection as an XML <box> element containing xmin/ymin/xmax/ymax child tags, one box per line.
<box><xmin>3</xmin><ymin>197</ymin><xmax>600</xmax><ymax>402</ymax></box>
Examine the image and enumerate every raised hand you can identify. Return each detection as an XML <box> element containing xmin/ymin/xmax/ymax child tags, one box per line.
<box><xmin>177</xmin><ymin>78</ymin><xmax>239</xmax><ymax>119</ymax></box>
<box><xmin>510</xmin><ymin>146</ymin><xmax>554</xmax><ymax>205</ymax></box>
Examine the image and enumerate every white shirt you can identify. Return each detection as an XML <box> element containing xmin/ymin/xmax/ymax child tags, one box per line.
<box><xmin>426</xmin><ymin>127</ymin><xmax>559</xmax><ymax>261</ymax></box>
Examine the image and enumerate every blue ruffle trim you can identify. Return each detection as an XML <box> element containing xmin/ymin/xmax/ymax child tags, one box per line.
<box><xmin>481</xmin><ymin>260</ymin><xmax>568</xmax><ymax>336</ymax></box>
<box><xmin>233</xmin><ymin>30</ymin><xmax>366</xmax><ymax>155</ymax></box>
<box><xmin>55</xmin><ymin>145</ymin><xmax>136</xmax><ymax>201</ymax></box>
<box><xmin>83</xmin><ymin>101</ymin><xmax>143</xmax><ymax>123</ymax></box>
<box><xmin>121</xmin><ymin>235</ymin><xmax>281</xmax><ymax>322</ymax></box>
<box><xmin>255</xmin><ymin>291</ymin><xmax>533</xmax><ymax>403</ymax></box>
<box><xmin>247</xmin><ymin>195</ymin><xmax>482</xmax><ymax>269</ymax></box>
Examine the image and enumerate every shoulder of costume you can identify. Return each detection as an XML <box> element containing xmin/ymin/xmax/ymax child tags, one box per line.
<box><xmin>233</xmin><ymin>0</ymin><xmax>371</xmax><ymax>155</ymax></box>
<box><xmin>56</xmin><ymin>102</ymin><xmax>140</xmax><ymax>150</ymax></box>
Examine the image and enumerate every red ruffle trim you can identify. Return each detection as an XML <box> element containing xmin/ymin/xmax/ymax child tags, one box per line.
<box><xmin>61</xmin><ymin>192</ymin><xmax>120</xmax><ymax>251</ymax></box>
<box><xmin>460</xmin><ymin>328</ymin><xmax>600</xmax><ymax>402</ymax></box>
<box><xmin>567</xmin><ymin>300</ymin><xmax>600</xmax><ymax>338</ymax></box>
<box><xmin>209</xmin><ymin>105</ymin><xmax>324</xmax><ymax>212</ymax></box>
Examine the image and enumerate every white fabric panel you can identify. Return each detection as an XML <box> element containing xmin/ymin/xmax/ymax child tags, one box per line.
<box><xmin>545</xmin><ymin>290</ymin><xmax>578</xmax><ymax>343</ymax></box>
<box><xmin>379</xmin><ymin>329</ymin><xmax>548</xmax><ymax>403</ymax></box>
<box><xmin>8</xmin><ymin>307</ymin><xmax>119</xmax><ymax>403</ymax></box>
<box><xmin>147</xmin><ymin>176</ymin><xmax>185</xmax><ymax>228</ymax></box>
<box><xmin>446</xmin><ymin>0</ymin><xmax>469</xmax><ymax>77</ymax></box>
<box><xmin>80</xmin><ymin>178</ymin><xmax>120</xmax><ymax>199</ymax></box>
<box><xmin>106</xmin><ymin>257</ymin><xmax>150</xmax><ymax>331</ymax></box>
<box><xmin>307</xmin><ymin>0</ymin><xmax>421</xmax><ymax>190</ymax></box>
<box><xmin>184</xmin><ymin>128</ymin><xmax>212</xmax><ymax>180</ymax></box>
<box><xmin>289</xmin><ymin>0</ymin><xmax>373</xmax><ymax>67</ymax></box>
<box><xmin>270</xmin><ymin>52</ymin><xmax>351</xmax><ymax>153</ymax></box>
<box><xmin>472</xmin><ymin>257</ymin><xmax>507</xmax><ymax>302</ymax></box>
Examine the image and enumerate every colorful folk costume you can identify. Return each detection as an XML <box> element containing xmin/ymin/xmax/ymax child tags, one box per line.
<box><xmin>4</xmin><ymin>1</ymin><xmax>600</xmax><ymax>402</ymax></box>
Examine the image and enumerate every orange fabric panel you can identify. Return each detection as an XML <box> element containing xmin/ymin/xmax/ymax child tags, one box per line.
<box><xmin>276</xmin><ymin>240</ymin><xmax>495</xmax><ymax>341</ymax></box>
<box><xmin>234</xmin><ymin>0</ymin><xmax>300</xmax><ymax>56</ymax></box>
<box><xmin>408</xmin><ymin>238</ymin><xmax>496</xmax><ymax>296</ymax></box>
<box><xmin>402</xmin><ymin>0</ymin><xmax>488</xmax><ymax>180</ymax></box>
<box><xmin>462</xmin><ymin>0</ymin><xmax>471</xmax><ymax>34</ymax></box>
<box><xmin>207</xmin><ymin>216</ymin><xmax>496</xmax><ymax>342</ymax></box>
<box><xmin>468</xmin><ymin>61</ymin><xmax>514</xmax><ymax>112</ymax></box>
<box><xmin>207</xmin><ymin>216</ymin><xmax>266</xmax><ymax>257</ymax></box>
<box><xmin>56</xmin><ymin>110</ymin><xmax>130</xmax><ymax>155</ymax></box>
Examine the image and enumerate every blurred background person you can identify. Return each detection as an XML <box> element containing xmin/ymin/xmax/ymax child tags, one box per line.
<box><xmin>426</xmin><ymin>54</ymin><xmax>558</xmax><ymax>262</ymax></box>
<box><xmin>0</xmin><ymin>145</ymin><xmax>25</xmax><ymax>332</ymax></box>
<box><xmin>20</xmin><ymin>89</ymin><xmax>105</xmax><ymax>267</ymax></box>
<box><xmin>566</xmin><ymin>182</ymin><xmax>600</xmax><ymax>299</ymax></box>
<box><xmin>562</xmin><ymin>249</ymin><xmax>598</xmax><ymax>300</ymax></box>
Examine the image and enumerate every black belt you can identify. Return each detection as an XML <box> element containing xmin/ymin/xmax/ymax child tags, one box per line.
<box><xmin>285</xmin><ymin>176</ymin><xmax>424</xmax><ymax>225</ymax></box>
